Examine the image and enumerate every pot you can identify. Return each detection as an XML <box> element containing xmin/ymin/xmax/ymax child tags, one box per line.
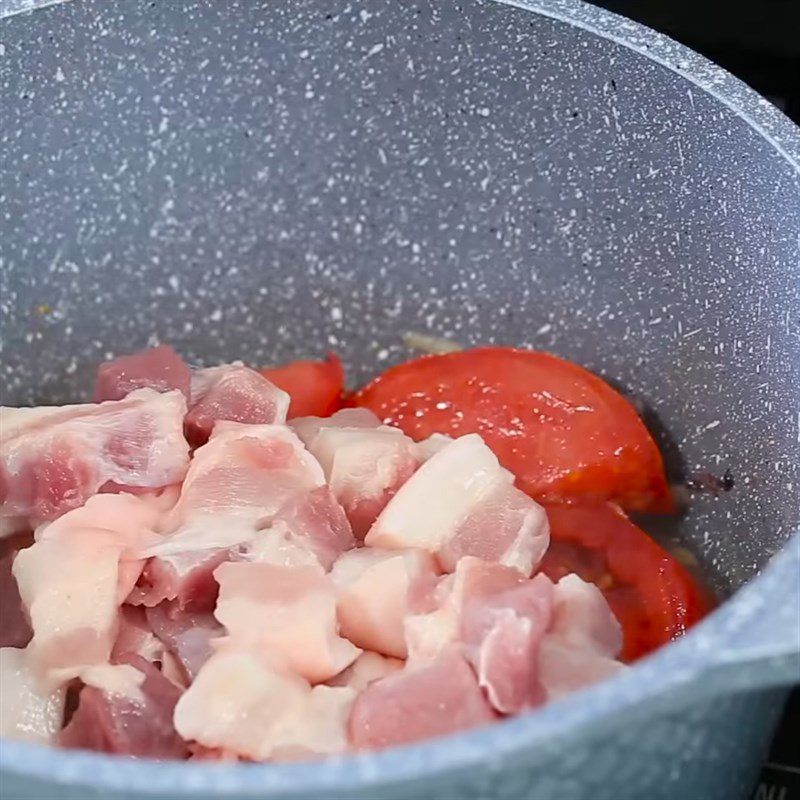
<box><xmin>0</xmin><ymin>1</ymin><xmax>798</xmax><ymax>798</ymax></box>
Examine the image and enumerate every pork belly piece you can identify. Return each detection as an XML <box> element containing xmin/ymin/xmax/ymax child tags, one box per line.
<box><xmin>549</xmin><ymin>574</ymin><xmax>623</xmax><ymax>658</ymax></box>
<box><xmin>405</xmin><ymin>557</ymin><xmax>554</xmax><ymax>713</ymax></box>
<box><xmin>331</xmin><ymin>548</ymin><xmax>438</xmax><ymax>658</ymax></box>
<box><xmin>13</xmin><ymin>494</ymin><xmax>161</xmax><ymax>686</ymax></box>
<box><xmin>437</xmin><ymin>482</ymin><xmax>550</xmax><ymax>576</ymax></box>
<box><xmin>537</xmin><ymin>574</ymin><xmax>627</xmax><ymax>700</ymax></box>
<box><xmin>185</xmin><ymin>364</ymin><xmax>290</xmax><ymax>445</ymax></box>
<box><xmin>59</xmin><ymin>654</ymin><xmax>188</xmax><ymax>758</ymax></box>
<box><xmin>265</xmin><ymin>485</ymin><xmax>355</xmax><ymax>570</ymax></box>
<box><xmin>0</xmin><ymin>389</ymin><xmax>189</xmax><ymax>528</ymax></box>
<box><xmin>145</xmin><ymin>602</ymin><xmax>222</xmax><ymax>683</ymax></box>
<box><xmin>349</xmin><ymin>648</ymin><xmax>496</xmax><ymax>750</ymax></box>
<box><xmin>214</xmin><ymin>561</ymin><xmax>360</xmax><ymax>684</ymax></box>
<box><xmin>128</xmin><ymin>548</ymin><xmax>231</xmax><ymax>612</ymax></box>
<box><xmin>155</xmin><ymin>422</ymin><xmax>326</xmax><ymax>544</ymax></box>
<box><xmin>132</xmin><ymin>424</ymin><xmax>352</xmax><ymax>612</ymax></box>
<box><xmin>366</xmin><ymin>434</ymin><xmax>549</xmax><ymax>576</ymax></box>
<box><xmin>93</xmin><ymin>345</ymin><xmax>192</xmax><ymax>402</ymax></box>
<box><xmin>537</xmin><ymin>637</ymin><xmax>627</xmax><ymax>701</ymax></box>
<box><xmin>0</xmin><ymin>647</ymin><xmax>65</xmax><ymax>744</ymax></box>
<box><xmin>174</xmin><ymin>649</ymin><xmax>354</xmax><ymax>760</ymax></box>
<box><xmin>413</xmin><ymin>432</ymin><xmax>454</xmax><ymax>462</ymax></box>
<box><xmin>327</xmin><ymin>651</ymin><xmax>404</xmax><ymax>692</ymax></box>
<box><xmin>292</xmin><ymin>409</ymin><xmax>420</xmax><ymax>538</ymax></box>
<box><xmin>289</xmin><ymin>407</ymin><xmax>383</xmax><ymax>443</ymax></box>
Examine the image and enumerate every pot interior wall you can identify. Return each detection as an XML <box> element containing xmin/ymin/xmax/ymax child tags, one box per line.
<box><xmin>1</xmin><ymin>0</ymin><xmax>798</xmax><ymax>595</ymax></box>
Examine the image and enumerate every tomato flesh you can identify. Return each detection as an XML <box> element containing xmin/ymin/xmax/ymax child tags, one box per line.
<box><xmin>352</xmin><ymin>348</ymin><xmax>672</xmax><ymax>513</ymax></box>
<box><xmin>539</xmin><ymin>504</ymin><xmax>711</xmax><ymax>661</ymax></box>
<box><xmin>260</xmin><ymin>353</ymin><xmax>345</xmax><ymax>419</ymax></box>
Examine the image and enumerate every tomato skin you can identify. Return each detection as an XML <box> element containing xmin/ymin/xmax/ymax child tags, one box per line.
<box><xmin>352</xmin><ymin>348</ymin><xmax>672</xmax><ymax>513</ymax></box>
<box><xmin>260</xmin><ymin>353</ymin><xmax>345</xmax><ymax>419</ymax></box>
<box><xmin>539</xmin><ymin>504</ymin><xmax>711</xmax><ymax>661</ymax></box>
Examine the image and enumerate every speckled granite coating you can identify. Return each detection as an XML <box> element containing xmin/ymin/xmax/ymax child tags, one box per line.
<box><xmin>0</xmin><ymin>1</ymin><xmax>798</xmax><ymax>798</ymax></box>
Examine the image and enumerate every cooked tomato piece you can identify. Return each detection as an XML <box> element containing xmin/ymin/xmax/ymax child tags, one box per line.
<box><xmin>260</xmin><ymin>354</ymin><xmax>345</xmax><ymax>419</ymax></box>
<box><xmin>539</xmin><ymin>503</ymin><xmax>711</xmax><ymax>661</ymax></box>
<box><xmin>351</xmin><ymin>348</ymin><xmax>672</xmax><ymax>512</ymax></box>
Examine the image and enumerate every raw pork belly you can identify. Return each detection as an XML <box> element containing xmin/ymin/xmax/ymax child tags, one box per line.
<box><xmin>93</xmin><ymin>345</ymin><xmax>291</xmax><ymax>446</ymax></box>
<box><xmin>93</xmin><ymin>345</ymin><xmax>192</xmax><ymax>403</ymax></box>
<box><xmin>0</xmin><ymin>345</ymin><xmax>628</xmax><ymax>762</ymax></box>
<box><xmin>213</xmin><ymin>561</ymin><xmax>360</xmax><ymax>684</ymax></box>
<box><xmin>174</xmin><ymin>649</ymin><xmax>355</xmax><ymax>760</ymax></box>
<box><xmin>0</xmin><ymin>647</ymin><xmax>65</xmax><ymax>744</ymax></box>
<box><xmin>366</xmin><ymin>434</ymin><xmax>550</xmax><ymax>575</ymax></box>
<box><xmin>349</xmin><ymin>648</ymin><xmax>496</xmax><ymax>749</ymax></box>
<box><xmin>0</xmin><ymin>389</ymin><xmax>189</xmax><ymax>529</ymax></box>
<box><xmin>185</xmin><ymin>364</ymin><xmax>290</xmax><ymax>445</ymax></box>
<box><xmin>332</xmin><ymin>548</ymin><xmax>439</xmax><ymax>658</ymax></box>
<box><xmin>292</xmin><ymin>409</ymin><xmax>420</xmax><ymax>538</ymax></box>
<box><xmin>405</xmin><ymin>557</ymin><xmax>554</xmax><ymax>714</ymax></box>
<box><xmin>537</xmin><ymin>575</ymin><xmax>627</xmax><ymax>699</ymax></box>
<box><xmin>12</xmin><ymin>494</ymin><xmax>161</xmax><ymax>686</ymax></box>
<box><xmin>130</xmin><ymin>422</ymin><xmax>355</xmax><ymax>614</ymax></box>
<box><xmin>59</xmin><ymin>654</ymin><xmax>188</xmax><ymax>758</ymax></box>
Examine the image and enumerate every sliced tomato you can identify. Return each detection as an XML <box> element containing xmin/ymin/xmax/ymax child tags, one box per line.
<box><xmin>351</xmin><ymin>348</ymin><xmax>672</xmax><ymax>512</ymax></box>
<box><xmin>260</xmin><ymin>353</ymin><xmax>345</xmax><ymax>419</ymax></box>
<box><xmin>539</xmin><ymin>503</ymin><xmax>711</xmax><ymax>661</ymax></box>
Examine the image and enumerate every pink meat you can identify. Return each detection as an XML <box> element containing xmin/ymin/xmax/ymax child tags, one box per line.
<box><xmin>366</xmin><ymin>434</ymin><xmax>549</xmax><ymax>576</ymax></box>
<box><xmin>174</xmin><ymin>649</ymin><xmax>354</xmax><ymax>760</ymax></box>
<box><xmin>292</xmin><ymin>410</ymin><xmax>419</xmax><ymax>538</ymax></box>
<box><xmin>332</xmin><ymin>548</ymin><xmax>439</xmax><ymax>658</ymax></box>
<box><xmin>13</xmin><ymin>494</ymin><xmax>162</xmax><ymax>685</ymax></box>
<box><xmin>439</xmin><ymin>483</ymin><xmax>550</xmax><ymax>575</ymax></box>
<box><xmin>290</xmin><ymin>407</ymin><xmax>383</xmax><ymax>443</ymax></box>
<box><xmin>269</xmin><ymin>486</ymin><xmax>355</xmax><ymax>570</ymax></box>
<box><xmin>534</xmin><ymin>574</ymin><xmax>626</xmax><ymax>701</ymax></box>
<box><xmin>349</xmin><ymin>648</ymin><xmax>497</xmax><ymax>750</ymax></box>
<box><xmin>214</xmin><ymin>561</ymin><xmax>360</xmax><ymax>683</ymax></box>
<box><xmin>93</xmin><ymin>345</ymin><xmax>192</xmax><ymax>402</ymax></box>
<box><xmin>189</xmin><ymin>743</ymin><xmax>242</xmax><ymax>762</ymax></box>
<box><xmin>185</xmin><ymin>365</ymin><xmax>290</xmax><ymax>445</ymax></box>
<box><xmin>405</xmin><ymin>558</ymin><xmax>527</xmax><ymax>660</ymax></box>
<box><xmin>405</xmin><ymin>558</ymin><xmax>554</xmax><ymax>714</ymax></box>
<box><xmin>129</xmin><ymin>548</ymin><xmax>230</xmax><ymax>612</ymax></box>
<box><xmin>327</xmin><ymin>651</ymin><xmax>404</xmax><ymax>691</ymax></box>
<box><xmin>111</xmin><ymin>606</ymin><xmax>163</xmax><ymax>664</ymax></box>
<box><xmin>463</xmin><ymin>577</ymin><xmax>553</xmax><ymax>713</ymax></box>
<box><xmin>549</xmin><ymin>574</ymin><xmax>623</xmax><ymax>658</ymax></box>
<box><xmin>134</xmin><ymin>424</ymin><xmax>339</xmax><ymax>612</ymax></box>
<box><xmin>59</xmin><ymin>654</ymin><xmax>189</xmax><ymax>758</ymax></box>
<box><xmin>145</xmin><ymin>602</ymin><xmax>222</xmax><ymax>683</ymax></box>
<box><xmin>0</xmin><ymin>389</ymin><xmax>189</xmax><ymax>527</ymax></box>
<box><xmin>0</xmin><ymin>647</ymin><xmax>65</xmax><ymax>744</ymax></box>
<box><xmin>0</xmin><ymin>547</ymin><xmax>33</xmax><ymax>649</ymax></box>
<box><xmin>538</xmin><ymin>637</ymin><xmax>627</xmax><ymax>700</ymax></box>
<box><xmin>162</xmin><ymin>422</ymin><xmax>324</xmax><ymax>531</ymax></box>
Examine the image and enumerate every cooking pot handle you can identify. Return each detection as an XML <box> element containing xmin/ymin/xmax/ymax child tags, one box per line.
<box><xmin>682</xmin><ymin>535</ymin><xmax>800</xmax><ymax>695</ymax></box>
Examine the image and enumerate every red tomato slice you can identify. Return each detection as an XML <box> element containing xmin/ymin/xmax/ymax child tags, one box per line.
<box><xmin>539</xmin><ymin>504</ymin><xmax>711</xmax><ymax>661</ymax></box>
<box><xmin>260</xmin><ymin>353</ymin><xmax>345</xmax><ymax>419</ymax></box>
<box><xmin>351</xmin><ymin>348</ymin><xmax>672</xmax><ymax>513</ymax></box>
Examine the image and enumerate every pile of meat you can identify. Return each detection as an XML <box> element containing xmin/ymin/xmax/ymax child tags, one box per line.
<box><xmin>0</xmin><ymin>346</ymin><xmax>625</xmax><ymax>761</ymax></box>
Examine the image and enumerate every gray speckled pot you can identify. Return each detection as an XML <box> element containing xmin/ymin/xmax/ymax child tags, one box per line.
<box><xmin>1</xmin><ymin>1</ymin><xmax>799</xmax><ymax>799</ymax></box>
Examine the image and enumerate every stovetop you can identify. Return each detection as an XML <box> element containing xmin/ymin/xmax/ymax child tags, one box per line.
<box><xmin>588</xmin><ymin>0</ymin><xmax>800</xmax><ymax>123</ymax></box>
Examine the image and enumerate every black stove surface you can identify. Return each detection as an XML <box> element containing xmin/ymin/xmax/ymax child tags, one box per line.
<box><xmin>589</xmin><ymin>0</ymin><xmax>800</xmax><ymax>122</ymax></box>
